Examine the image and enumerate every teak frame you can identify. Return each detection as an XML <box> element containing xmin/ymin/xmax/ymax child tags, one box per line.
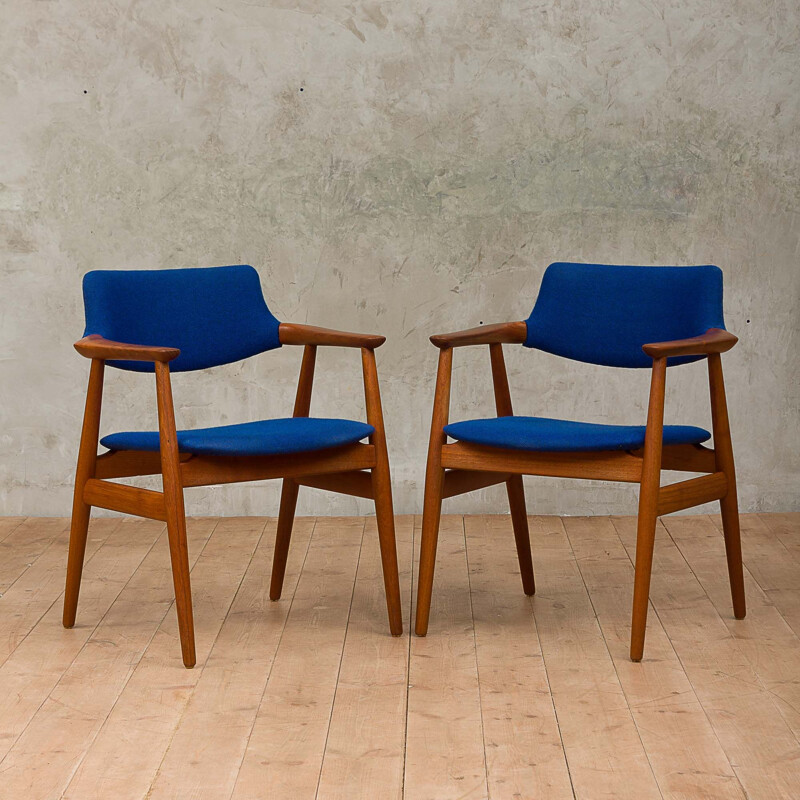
<box><xmin>414</xmin><ymin>321</ymin><xmax>745</xmax><ymax>661</ymax></box>
<box><xmin>65</xmin><ymin>323</ymin><xmax>402</xmax><ymax>668</ymax></box>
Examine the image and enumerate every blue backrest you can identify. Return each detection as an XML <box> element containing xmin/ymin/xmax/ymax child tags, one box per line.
<box><xmin>82</xmin><ymin>265</ymin><xmax>281</xmax><ymax>372</ymax></box>
<box><xmin>525</xmin><ymin>263</ymin><xmax>726</xmax><ymax>368</ymax></box>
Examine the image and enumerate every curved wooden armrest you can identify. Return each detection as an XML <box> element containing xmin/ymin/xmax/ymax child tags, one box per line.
<box><xmin>279</xmin><ymin>322</ymin><xmax>386</xmax><ymax>349</ymax></box>
<box><xmin>74</xmin><ymin>335</ymin><xmax>180</xmax><ymax>362</ymax></box>
<box><xmin>642</xmin><ymin>328</ymin><xmax>737</xmax><ymax>359</ymax></box>
<box><xmin>430</xmin><ymin>321</ymin><xmax>527</xmax><ymax>349</ymax></box>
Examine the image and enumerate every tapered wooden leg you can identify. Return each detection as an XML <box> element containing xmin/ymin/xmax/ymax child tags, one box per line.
<box><xmin>415</xmin><ymin>347</ymin><xmax>453</xmax><ymax>637</ymax></box>
<box><xmin>64</xmin><ymin>359</ymin><xmax>105</xmax><ymax>628</ymax></box>
<box><xmin>487</xmin><ymin>343</ymin><xmax>535</xmax><ymax>596</ymax></box>
<box><xmin>271</xmin><ymin>344</ymin><xmax>317</xmax><ymax>601</ymax></box>
<box><xmin>630</xmin><ymin>357</ymin><xmax>666</xmax><ymax>662</ymax></box>
<box><xmin>630</xmin><ymin>477</ymin><xmax>659</xmax><ymax>662</ymax></box>
<box><xmin>156</xmin><ymin>362</ymin><xmax>195</xmax><ymax>669</ymax></box>
<box><xmin>415</xmin><ymin>459</ymin><xmax>445</xmax><ymax>637</ymax></box>
<box><xmin>506</xmin><ymin>475</ymin><xmax>535</xmax><ymax>595</ymax></box>
<box><xmin>361</xmin><ymin>347</ymin><xmax>402</xmax><ymax>635</ymax></box>
<box><xmin>709</xmin><ymin>353</ymin><xmax>746</xmax><ymax>619</ymax></box>
<box><xmin>270</xmin><ymin>478</ymin><xmax>299</xmax><ymax>601</ymax></box>
<box><xmin>719</xmin><ymin>491</ymin><xmax>746</xmax><ymax>619</ymax></box>
<box><xmin>372</xmin><ymin>462</ymin><xmax>403</xmax><ymax>636</ymax></box>
<box><xmin>164</xmin><ymin>490</ymin><xmax>195</xmax><ymax>668</ymax></box>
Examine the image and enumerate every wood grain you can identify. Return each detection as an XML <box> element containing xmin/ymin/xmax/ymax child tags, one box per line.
<box><xmin>564</xmin><ymin>516</ymin><xmax>746</xmax><ymax>799</ymax></box>
<box><xmin>429</xmin><ymin>320</ymin><xmax>527</xmax><ymax>348</ymax></box>
<box><xmin>61</xmin><ymin>517</ymin><xmax>252</xmax><ymax>799</ymax></box>
<box><xmin>0</xmin><ymin>519</ymin><xmax>165</xmax><ymax>767</ymax></box>
<box><xmin>144</xmin><ymin>518</ymin><xmax>314</xmax><ymax>800</ymax></box>
<box><xmin>74</xmin><ymin>334</ymin><xmax>179</xmax><ymax>362</ymax></box>
<box><xmin>406</xmin><ymin>515</ymin><xmax>488</xmax><ymax>799</ymax></box>
<box><xmin>614</xmin><ymin>515</ymin><xmax>800</xmax><ymax>799</ymax></box>
<box><xmin>0</xmin><ymin>518</ymin><xmax>117</xmax><ymax>666</ymax></box>
<box><xmin>316</xmin><ymin>516</ymin><xmax>414</xmax><ymax>800</ymax></box>
<box><xmin>465</xmin><ymin>515</ymin><xmax>572</xmax><ymax>799</ymax></box>
<box><xmin>441</xmin><ymin>442</ymin><xmax>645</xmax><ymax>482</ymax></box>
<box><xmin>1</xmin><ymin>514</ymin><xmax>796</xmax><ymax>799</ymax></box>
<box><xmin>279</xmin><ymin>322</ymin><xmax>386</xmax><ymax>349</ymax></box>
<box><xmin>528</xmin><ymin>515</ymin><xmax>662</xmax><ymax>800</ymax></box>
<box><xmin>230</xmin><ymin>518</ymin><xmax>365</xmax><ymax>800</ymax></box>
<box><xmin>642</xmin><ymin>327</ymin><xmax>737</xmax><ymax>358</ymax></box>
<box><xmin>83</xmin><ymin>478</ymin><xmax>167</xmax><ymax>520</ymax></box>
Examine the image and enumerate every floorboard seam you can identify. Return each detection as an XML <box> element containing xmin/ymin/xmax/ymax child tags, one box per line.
<box><xmin>314</xmin><ymin>518</ymin><xmax>366</xmax><ymax>800</ymax></box>
<box><xmin>224</xmin><ymin>517</ymin><xmax>316</xmax><ymax>800</ymax></box>
<box><xmin>463</xmin><ymin>515</ymin><xmax>491</xmax><ymax>800</ymax></box>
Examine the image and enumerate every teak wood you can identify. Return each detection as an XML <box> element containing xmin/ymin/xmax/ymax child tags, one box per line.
<box><xmin>65</xmin><ymin>323</ymin><xmax>403</xmax><ymax>668</ymax></box>
<box><xmin>414</xmin><ymin>323</ymin><xmax>745</xmax><ymax>661</ymax></box>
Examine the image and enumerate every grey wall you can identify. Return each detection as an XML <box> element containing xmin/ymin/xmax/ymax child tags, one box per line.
<box><xmin>2</xmin><ymin>0</ymin><xmax>798</xmax><ymax>517</ymax></box>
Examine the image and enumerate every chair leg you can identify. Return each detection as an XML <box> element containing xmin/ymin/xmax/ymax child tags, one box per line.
<box><xmin>372</xmin><ymin>461</ymin><xmax>403</xmax><ymax>636</ymax></box>
<box><xmin>630</xmin><ymin>356</ymin><xmax>666</xmax><ymax>663</ymax></box>
<box><xmin>155</xmin><ymin>361</ymin><xmax>195</xmax><ymax>669</ymax></box>
<box><xmin>63</xmin><ymin>497</ymin><xmax>92</xmax><ymax>628</ymax></box>
<box><xmin>506</xmin><ymin>475</ymin><xmax>535</xmax><ymax>595</ymax></box>
<box><xmin>270</xmin><ymin>478</ymin><xmax>299</xmax><ymax>601</ymax></box>
<box><xmin>64</xmin><ymin>359</ymin><xmax>104</xmax><ymax>629</ymax></box>
<box><xmin>630</xmin><ymin>480</ymin><xmax>659</xmax><ymax>662</ymax></box>
<box><xmin>164</xmin><ymin>490</ymin><xmax>196</xmax><ymax>669</ymax></box>
<box><xmin>708</xmin><ymin>353</ymin><xmax>746</xmax><ymax>619</ymax></box>
<box><xmin>415</xmin><ymin>347</ymin><xmax>452</xmax><ymax>637</ymax></box>
<box><xmin>720</xmin><ymin>490</ymin><xmax>746</xmax><ymax>619</ymax></box>
<box><xmin>414</xmin><ymin>460</ymin><xmax>445</xmax><ymax>636</ymax></box>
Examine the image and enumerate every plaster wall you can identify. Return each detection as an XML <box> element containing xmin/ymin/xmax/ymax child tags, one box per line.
<box><xmin>1</xmin><ymin>0</ymin><xmax>798</xmax><ymax>516</ymax></box>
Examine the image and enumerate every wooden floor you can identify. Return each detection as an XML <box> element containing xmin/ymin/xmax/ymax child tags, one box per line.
<box><xmin>0</xmin><ymin>513</ymin><xmax>799</xmax><ymax>799</ymax></box>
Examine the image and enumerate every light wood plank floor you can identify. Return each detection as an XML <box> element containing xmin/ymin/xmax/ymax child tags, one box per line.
<box><xmin>0</xmin><ymin>513</ymin><xmax>798</xmax><ymax>799</ymax></box>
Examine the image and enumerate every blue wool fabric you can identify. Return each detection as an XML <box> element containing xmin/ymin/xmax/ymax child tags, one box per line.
<box><xmin>101</xmin><ymin>418</ymin><xmax>374</xmax><ymax>457</ymax></box>
<box><xmin>525</xmin><ymin>263</ymin><xmax>726</xmax><ymax>368</ymax></box>
<box><xmin>444</xmin><ymin>416</ymin><xmax>710</xmax><ymax>452</ymax></box>
<box><xmin>82</xmin><ymin>265</ymin><xmax>281</xmax><ymax>372</ymax></box>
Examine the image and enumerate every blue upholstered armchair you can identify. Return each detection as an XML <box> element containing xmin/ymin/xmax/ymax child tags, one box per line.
<box><xmin>64</xmin><ymin>265</ymin><xmax>401</xmax><ymax>667</ymax></box>
<box><xmin>415</xmin><ymin>262</ymin><xmax>745</xmax><ymax>661</ymax></box>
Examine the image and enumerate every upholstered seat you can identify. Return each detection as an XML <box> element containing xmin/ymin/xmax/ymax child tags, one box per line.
<box><xmin>100</xmin><ymin>418</ymin><xmax>374</xmax><ymax>457</ymax></box>
<box><xmin>444</xmin><ymin>416</ymin><xmax>710</xmax><ymax>452</ymax></box>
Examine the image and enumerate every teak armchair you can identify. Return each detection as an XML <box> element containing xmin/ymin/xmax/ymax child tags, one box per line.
<box><xmin>415</xmin><ymin>262</ymin><xmax>745</xmax><ymax>661</ymax></box>
<box><xmin>65</xmin><ymin>265</ymin><xmax>402</xmax><ymax>667</ymax></box>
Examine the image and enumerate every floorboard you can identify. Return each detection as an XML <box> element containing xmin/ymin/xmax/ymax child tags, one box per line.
<box><xmin>0</xmin><ymin>513</ymin><xmax>797</xmax><ymax>799</ymax></box>
<box><xmin>614</xmin><ymin>515</ymin><xmax>800</xmax><ymax>800</ymax></box>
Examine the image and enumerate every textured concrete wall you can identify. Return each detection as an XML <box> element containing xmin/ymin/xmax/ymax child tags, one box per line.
<box><xmin>1</xmin><ymin>0</ymin><xmax>798</xmax><ymax>517</ymax></box>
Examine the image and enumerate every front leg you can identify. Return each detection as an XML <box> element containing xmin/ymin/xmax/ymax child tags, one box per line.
<box><xmin>64</xmin><ymin>359</ymin><xmax>105</xmax><ymax>628</ymax></box>
<box><xmin>362</xmin><ymin>347</ymin><xmax>402</xmax><ymax>636</ymax></box>
<box><xmin>415</xmin><ymin>347</ymin><xmax>453</xmax><ymax>636</ymax></box>
<box><xmin>155</xmin><ymin>362</ymin><xmax>196</xmax><ymax>668</ymax></box>
<box><xmin>630</xmin><ymin>357</ymin><xmax>666</xmax><ymax>662</ymax></box>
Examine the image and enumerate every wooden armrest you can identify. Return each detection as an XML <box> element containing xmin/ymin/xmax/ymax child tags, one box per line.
<box><xmin>279</xmin><ymin>322</ymin><xmax>385</xmax><ymax>349</ymax></box>
<box><xmin>430</xmin><ymin>321</ymin><xmax>527</xmax><ymax>349</ymax></box>
<box><xmin>642</xmin><ymin>328</ymin><xmax>737</xmax><ymax>359</ymax></box>
<box><xmin>74</xmin><ymin>334</ymin><xmax>180</xmax><ymax>362</ymax></box>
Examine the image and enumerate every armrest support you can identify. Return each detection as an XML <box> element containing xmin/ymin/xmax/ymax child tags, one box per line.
<box><xmin>430</xmin><ymin>321</ymin><xmax>527</xmax><ymax>349</ymax></box>
<box><xmin>642</xmin><ymin>328</ymin><xmax>737</xmax><ymax>359</ymax></box>
<box><xmin>74</xmin><ymin>335</ymin><xmax>180</xmax><ymax>363</ymax></box>
<box><xmin>279</xmin><ymin>322</ymin><xmax>385</xmax><ymax>349</ymax></box>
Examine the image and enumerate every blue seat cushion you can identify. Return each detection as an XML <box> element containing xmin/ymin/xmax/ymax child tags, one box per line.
<box><xmin>443</xmin><ymin>416</ymin><xmax>710</xmax><ymax>452</ymax></box>
<box><xmin>100</xmin><ymin>418</ymin><xmax>374</xmax><ymax>457</ymax></box>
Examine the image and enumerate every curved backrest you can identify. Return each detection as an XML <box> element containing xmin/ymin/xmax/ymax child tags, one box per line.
<box><xmin>82</xmin><ymin>265</ymin><xmax>281</xmax><ymax>372</ymax></box>
<box><xmin>525</xmin><ymin>263</ymin><xmax>725</xmax><ymax>368</ymax></box>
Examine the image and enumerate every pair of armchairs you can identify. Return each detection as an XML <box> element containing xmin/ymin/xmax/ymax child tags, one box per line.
<box><xmin>64</xmin><ymin>263</ymin><xmax>744</xmax><ymax>668</ymax></box>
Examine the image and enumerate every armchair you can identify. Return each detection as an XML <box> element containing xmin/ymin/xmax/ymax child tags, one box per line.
<box><xmin>415</xmin><ymin>263</ymin><xmax>745</xmax><ymax>662</ymax></box>
<box><xmin>65</xmin><ymin>265</ymin><xmax>401</xmax><ymax>668</ymax></box>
